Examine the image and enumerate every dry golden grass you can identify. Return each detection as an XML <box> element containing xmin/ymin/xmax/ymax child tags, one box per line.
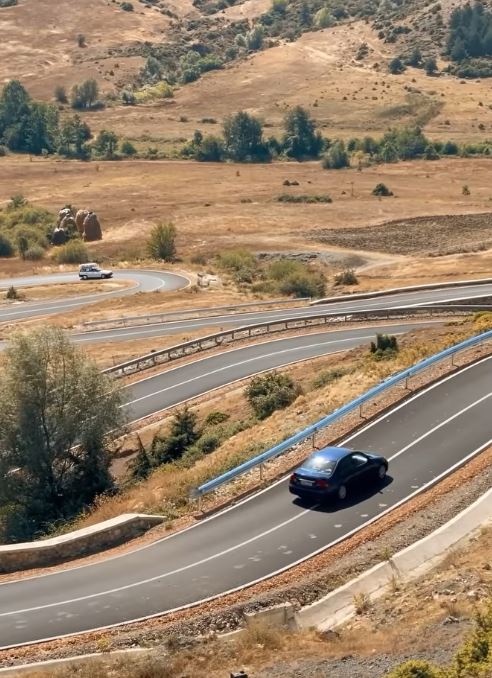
<box><xmin>0</xmin><ymin>279</ymin><xmax>132</xmax><ymax>303</ymax></box>
<box><xmin>1</xmin><ymin>155</ymin><xmax>492</xmax><ymax>267</ymax></box>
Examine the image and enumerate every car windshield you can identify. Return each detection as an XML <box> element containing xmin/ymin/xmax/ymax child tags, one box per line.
<box><xmin>302</xmin><ymin>456</ymin><xmax>337</xmax><ymax>475</ymax></box>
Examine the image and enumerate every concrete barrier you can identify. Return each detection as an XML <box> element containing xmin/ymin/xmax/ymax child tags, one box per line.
<box><xmin>0</xmin><ymin>514</ymin><xmax>164</xmax><ymax>574</ymax></box>
<box><xmin>297</xmin><ymin>487</ymin><xmax>492</xmax><ymax>631</ymax></box>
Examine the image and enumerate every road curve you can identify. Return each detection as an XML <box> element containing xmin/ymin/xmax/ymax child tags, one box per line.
<box><xmin>72</xmin><ymin>282</ymin><xmax>492</xmax><ymax>344</ymax></box>
<box><xmin>1</xmin><ymin>350</ymin><xmax>490</xmax><ymax>648</ymax></box>
<box><xmin>120</xmin><ymin>321</ymin><xmax>441</xmax><ymax>423</ymax></box>
<box><xmin>0</xmin><ymin>270</ymin><xmax>189</xmax><ymax>323</ymax></box>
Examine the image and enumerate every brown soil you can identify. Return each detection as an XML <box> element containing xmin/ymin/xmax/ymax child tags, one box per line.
<box><xmin>313</xmin><ymin>212</ymin><xmax>492</xmax><ymax>255</ymax></box>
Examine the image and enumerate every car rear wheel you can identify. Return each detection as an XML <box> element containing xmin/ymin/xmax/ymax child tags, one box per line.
<box><xmin>377</xmin><ymin>464</ymin><xmax>387</xmax><ymax>481</ymax></box>
<box><xmin>337</xmin><ymin>484</ymin><xmax>347</xmax><ymax>501</ymax></box>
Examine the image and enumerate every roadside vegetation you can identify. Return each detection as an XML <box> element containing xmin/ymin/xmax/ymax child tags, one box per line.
<box><xmin>0</xmin><ymin>327</ymin><xmax>124</xmax><ymax>543</ymax></box>
<box><xmin>67</xmin><ymin>313</ymin><xmax>492</xmax><ymax>532</ymax></box>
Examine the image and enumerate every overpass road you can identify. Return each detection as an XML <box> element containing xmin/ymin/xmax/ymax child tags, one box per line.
<box><xmin>0</xmin><ymin>343</ymin><xmax>490</xmax><ymax>648</ymax></box>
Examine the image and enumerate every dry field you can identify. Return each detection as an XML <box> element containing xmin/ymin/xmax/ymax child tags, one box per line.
<box><xmin>1</xmin><ymin>155</ymin><xmax>492</xmax><ymax>261</ymax></box>
<box><xmin>0</xmin><ymin>279</ymin><xmax>133</xmax><ymax>303</ymax></box>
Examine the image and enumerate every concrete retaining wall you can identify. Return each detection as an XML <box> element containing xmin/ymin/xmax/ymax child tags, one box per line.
<box><xmin>297</xmin><ymin>488</ymin><xmax>492</xmax><ymax>630</ymax></box>
<box><xmin>0</xmin><ymin>514</ymin><xmax>164</xmax><ymax>574</ymax></box>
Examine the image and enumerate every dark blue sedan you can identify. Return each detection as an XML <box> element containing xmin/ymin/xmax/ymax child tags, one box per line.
<box><xmin>289</xmin><ymin>446</ymin><xmax>388</xmax><ymax>502</ymax></box>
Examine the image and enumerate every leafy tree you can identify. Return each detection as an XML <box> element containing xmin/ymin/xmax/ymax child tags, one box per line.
<box><xmin>120</xmin><ymin>139</ymin><xmax>137</xmax><ymax>156</ymax></box>
<box><xmin>147</xmin><ymin>222</ymin><xmax>177</xmax><ymax>261</ymax></box>
<box><xmin>93</xmin><ymin>129</ymin><xmax>119</xmax><ymax>158</ymax></box>
<box><xmin>151</xmin><ymin>408</ymin><xmax>200</xmax><ymax>465</ymax></box>
<box><xmin>0</xmin><ymin>234</ymin><xmax>14</xmax><ymax>257</ymax></box>
<box><xmin>406</xmin><ymin>46</ymin><xmax>422</xmax><ymax>67</ymax></box>
<box><xmin>388</xmin><ymin>57</ymin><xmax>406</xmax><ymax>74</ymax></box>
<box><xmin>0</xmin><ymin>327</ymin><xmax>123</xmax><ymax>541</ymax></box>
<box><xmin>129</xmin><ymin>436</ymin><xmax>152</xmax><ymax>481</ymax></box>
<box><xmin>223</xmin><ymin>111</ymin><xmax>270</xmax><ymax>162</ymax></box>
<box><xmin>17</xmin><ymin>235</ymin><xmax>28</xmax><ymax>259</ymax></box>
<box><xmin>314</xmin><ymin>7</ymin><xmax>333</xmax><ymax>27</ymax></box>
<box><xmin>58</xmin><ymin>115</ymin><xmax>91</xmax><ymax>158</ymax></box>
<box><xmin>246</xmin><ymin>26</ymin><xmax>264</xmax><ymax>51</ymax></box>
<box><xmin>322</xmin><ymin>140</ymin><xmax>349</xmax><ymax>169</ymax></box>
<box><xmin>54</xmin><ymin>85</ymin><xmax>68</xmax><ymax>104</ymax></box>
<box><xmin>245</xmin><ymin>371</ymin><xmax>301</xmax><ymax>420</ymax></box>
<box><xmin>424</xmin><ymin>57</ymin><xmax>438</xmax><ymax>75</ymax></box>
<box><xmin>195</xmin><ymin>135</ymin><xmax>224</xmax><ymax>161</ymax></box>
<box><xmin>282</xmin><ymin>106</ymin><xmax>323</xmax><ymax>159</ymax></box>
<box><xmin>71</xmin><ymin>79</ymin><xmax>99</xmax><ymax>109</ymax></box>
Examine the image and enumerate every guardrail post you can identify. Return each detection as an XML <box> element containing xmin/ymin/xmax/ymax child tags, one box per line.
<box><xmin>311</xmin><ymin>429</ymin><xmax>317</xmax><ymax>449</ymax></box>
<box><xmin>359</xmin><ymin>403</ymin><xmax>365</xmax><ymax>419</ymax></box>
<box><xmin>259</xmin><ymin>463</ymin><xmax>264</xmax><ymax>482</ymax></box>
<box><xmin>451</xmin><ymin>353</ymin><xmax>455</xmax><ymax>367</ymax></box>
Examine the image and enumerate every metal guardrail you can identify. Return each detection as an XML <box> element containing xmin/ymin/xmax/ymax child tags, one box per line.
<box><xmin>103</xmin><ymin>304</ymin><xmax>490</xmax><ymax>378</ymax></box>
<box><xmin>82</xmin><ymin>297</ymin><xmax>310</xmax><ymax>331</ymax></box>
<box><xmin>192</xmin><ymin>327</ymin><xmax>492</xmax><ymax>500</ymax></box>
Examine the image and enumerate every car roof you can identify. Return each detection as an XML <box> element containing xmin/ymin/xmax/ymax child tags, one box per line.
<box><xmin>308</xmin><ymin>446</ymin><xmax>354</xmax><ymax>462</ymax></box>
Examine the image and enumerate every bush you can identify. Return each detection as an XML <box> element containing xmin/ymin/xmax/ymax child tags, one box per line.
<box><xmin>24</xmin><ymin>245</ymin><xmax>45</xmax><ymax>261</ymax></box>
<box><xmin>0</xmin><ymin>234</ymin><xmax>14</xmax><ymax>257</ymax></box>
<box><xmin>278</xmin><ymin>271</ymin><xmax>326</xmax><ymax>298</ymax></box>
<box><xmin>370</xmin><ymin>333</ymin><xmax>399</xmax><ymax>359</ymax></box>
<box><xmin>385</xmin><ymin>659</ymin><xmax>443</xmax><ymax>678</ymax></box>
<box><xmin>53</xmin><ymin>240</ymin><xmax>89</xmax><ymax>264</ymax></box>
<box><xmin>322</xmin><ymin>141</ymin><xmax>349</xmax><ymax>169</ymax></box>
<box><xmin>277</xmin><ymin>194</ymin><xmax>332</xmax><ymax>203</ymax></box>
<box><xmin>334</xmin><ymin>269</ymin><xmax>358</xmax><ymax>286</ymax></box>
<box><xmin>245</xmin><ymin>371</ymin><xmax>302</xmax><ymax>420</ymax></box>
<box><xmin>120</xmin><ymin>1</ymin><xmax>134</xmax><ymax>9</ymax></box>
<box><xmin>120</xmin><ymin>140</ymin><xmax>137</xmax><ymax>156</ymax></box>
<box><xmin>147</xmin><ymin>223</ymin><xmax>177</xmax><ymax>261</ymax></box>
<box><xmin>204</xmin><ymin>411</ymin><xmax>230</xmax><ymax>426</ymax></box>
<box><xmin>372</xmin><ymin>183</ymin><xmax>393</xmax><ymax>196</ymax></box>
<box><xmin>151</xmin><ymin>408</ymin><xmax>200</xmax><ymax>465</ymax></box>
<box><xmin>312</xmin><ymin>368</ymin><xmax>348</xmax><ymax>389</ymax></box>
<box><xmin>54</xmin><ymin>85</ymin><xmax>68</xmax><ymax>104</ymax></box>
<box><xmin>5</xmin><ymin>285</ymin><xmax>19</xmax><ymax>300</ymax></box>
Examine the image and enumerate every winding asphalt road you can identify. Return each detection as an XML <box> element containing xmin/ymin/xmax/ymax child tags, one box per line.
<box><xmin>120</xmin><ymin>321</ymin><xmax>441</xmax><ymax>423</ymax></box>
<box><xmin>0</xmin><ymin>270</ymin><xmax>189</xmax><ymax>323</ymax></box>
<box><xmin>1</xmin><ymin>355</ymin><xmax>490</xmax><ymax>648</ymax></box>
<box><xmin>72</xmin><ymin>282</ymin><xmax>492</xmax><ymax>343</ymax></box>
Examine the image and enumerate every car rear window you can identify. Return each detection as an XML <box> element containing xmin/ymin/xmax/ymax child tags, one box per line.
<box><xmin>303</xmin><ymin>456</ymin><xmax>337</xmax><ymax>474</ymax></box>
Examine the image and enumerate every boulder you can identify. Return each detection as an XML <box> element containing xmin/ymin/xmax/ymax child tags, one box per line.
<box><xmin>75</xmin><ymin>209</ymin><xmax>90</xmax><ymax>235</ymax></box>
<box><xmin>83</xmin><ymin>212</ymin><xmax>103</xmax><ymax>241</ymax></box>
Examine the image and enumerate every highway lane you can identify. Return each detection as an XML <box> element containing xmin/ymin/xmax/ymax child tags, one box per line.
<box><xmin>72</xmin><ymin>282</ymin><xmax>492</xmax><ymax>344</ymax></box>
<box><xmin>0</xmin><ymin>270</ymin><xmax>189</xmax><ymax>323</ymax></box>
<box><xmin>120</xmin><ymin>322</ymin><xmax>441</xmax><ymax>422</ymax></box>
<box><xmin>1</xmin><ymin>356</ymin><xmax>490</xmax><ymax>648</ymax></box>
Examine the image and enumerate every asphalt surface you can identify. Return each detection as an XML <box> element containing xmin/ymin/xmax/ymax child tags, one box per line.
<box><xmin>120</xmin><ymin>321</ymin><xmax>441</xmax><ymax>422</ymax></box>
<box><xmin>0</xmin><ymin>270</ymin><xmax>189</xmax><ymax>323</ymax></box>
<box><xmin>72</xmin><ymin>282</ymin><xmax>492</xmax><ymax>343</ymax></box>
<box><xmin>1</xmin><ymin>355</ymin><xmax>490</xmax><ymax>648</ymax></box>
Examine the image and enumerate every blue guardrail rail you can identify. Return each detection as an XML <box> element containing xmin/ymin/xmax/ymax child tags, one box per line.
<box><xmin>193</xmin><ymin>327</ymin><xmax>492</xmax><ymax>498</ymax></box>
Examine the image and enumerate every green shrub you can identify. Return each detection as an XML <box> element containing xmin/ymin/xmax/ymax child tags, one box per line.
<box><xmin>277</xmin><ymin>194</ymin><xmax>332</xmax><ymax>203</ymax></box>
<box><xmin>268</xmin><ymin>259</ymin><xmax>304</xmax><ymax>281</ymax></box>
<box><xmin>120</xmin><ymin>1</ymin><xmax>133</xmax><ymax>9</ymax></box>
<box><xmin>372</xmin><ymin>183</ymin><xmax>393</xmax><ymax>197</ymax></box>
<box><xmin>120</xmin><ymin>140</ymin><xmax>137</xmax><ymax>156</ymax></box>
<box><xmin>370</xmin><ymin>333</ymin><xmax>399</xmax><ymax>360</ymax></box>
<box><xmin>245</xmin><ymin>371</ymin><xmax>302</xmax><ymax>420</ymax></box>
<box><xmin>24</xmin><ymin>245</ymin><xmax>45</xmax><ymax>261</ymax></box>
<box><xmin>151</xmin><ymin>408</ymin><xmax>200</xmax><ymax>466</ymax></box>
<box><xmin>5</xmin><ymin>285</ymin><xmax>19</xmax><ymax>300</ymax></box>
<box><xmin>0</xmin><ymin>234</ymin><xmax>14</xmax><ymax>257</ymax></box>
<box><xmin>204</xmin><ymin>411</ymin><xmax>230</xmax><ymax>426</ymax></box>
<box><xmin>334</xmin><ymin>269</ymin><xmax>358</xmax><ymax>286</ymax></box>
<box><xmin>54</xmin><ymin>240</ymin><xmax>89</xmax><ymax>264</ymax></box>
<box><xmin>278</xmin><ymin>271</ymin><xmax>326</xmax><ymax>298</ymax></box>
<box><xmin>385</xmin><ymin>659</ymin><xmax>443</xmax><ymax>678</ymax></box>
<box><xmin>216</xmin><ymin>249</ymin><xmax>256</xmax><ymax>272</ymax></box>
<box><xmin>147</xmin><ymin>223</ymin><xmax>177</xmax><ymax>261</ymax></box>
<box><xmin>322</xmin><ymin>141</ymin><xmax>349</xmax><ymax>169</ymax></box>
<box><xmin>312</xmin><ymin>368</ymin><xmax>348</xmax><ymax>389</ymax></box>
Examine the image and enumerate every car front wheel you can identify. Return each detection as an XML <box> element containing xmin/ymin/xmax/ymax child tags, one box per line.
<box><xmin>80</xmin><ymin>275</ymin><xmax>87</xmax><ymax>280</ymax></box>
<box><xmin>377</xmin><ymin>464</ymin><xmax>387</xmax><ymax>481</ymax></box>
<box><xmin>337</xmin><ymin>484</ymin><xmax>347</xmax><ymax>500</ymax></box>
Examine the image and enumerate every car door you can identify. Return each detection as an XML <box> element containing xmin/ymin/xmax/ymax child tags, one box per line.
<box><xmin>336</xmin><ymin>456</ymin><xmax>357</xmax><ymax>489</ymax></box>
<box><xmin>88</xmin><ymin>266</ymin><xmax>99</xmax><ymax>279</ymax></box>
<box><xmin>349</xmin><ymin>453</ymin><xmax>371</xmax><ymax>486</ymax></box>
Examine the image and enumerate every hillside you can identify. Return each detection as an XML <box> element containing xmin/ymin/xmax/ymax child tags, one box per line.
<box><xmin>2</xmin><ymin>0</ymin><xmax>492</xmax><ymax>150</ymax></box>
